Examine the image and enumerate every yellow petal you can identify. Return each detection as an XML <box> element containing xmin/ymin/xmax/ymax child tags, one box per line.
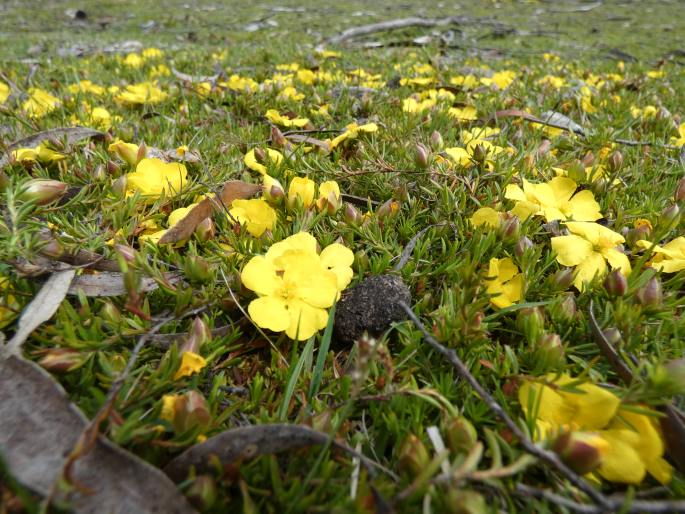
<box><xmin>265</xmin><ymin>232</ymin><xmax>318</xmax><ymax>263</ymax></box>
<box><xmin>285</xmin><ymin>299</ymin><xmax>330</xmax><ymax>340</ymax></box>
<box><xmin>174</xmin><ymin>351</ymin><xmax>207</xmax><ymax>379</ymax></box>
<box><xmin>565</xmin><ymin>190</ymin><xmax>602</xmax><ymax>221</ymax></box>
<box><xmin>597</xmin><ymin>430</ymin><xmax>646</xmax><ymax>484</ymax></box>
<box><xmin>573</xmin><ymin>252</ymin><xmax>607</xmax><ymax>290</ymax></box>
<box><xmin>604</xmin><ymin>248</ymin><xmax>631</xmax><ymax>275</ymax></box>
<box><xmin>248</xmin><ymin>296</ymin><xmax>291</xmax><ymax>332</ymax></box>
<box><xmin>470</xmin><ymin>207</ymin><xmax>501</xmax><ymax>228</ymax></box>
<box><xmin>319</xmin><ymin>243</ymin><xmax>354</xmax><ymax>291</ymax></box>
<box><xmin>551</xmin><ymin>235</ymin><xmax>593</xmax><ymax>266</ymax></box>
<box><xmin>241</xmin><ymin>256</ymin><xmax>280</xmax><ymax>296</ymax></box>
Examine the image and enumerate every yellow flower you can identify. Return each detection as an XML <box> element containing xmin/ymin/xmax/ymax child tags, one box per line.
<box><xmin>505</xmin><ymin>177</ymin><xmax>602</xmax><ymax>222</ymax></box>
<box><xmin>443</xmin><ymin>147</ymin><xmax>472</xmax><ymax>167</ymax></box>
<box><xmin>22</xmin><ymin>88</ymin><xmax>61</xmax><ymax>118</ymax></box>
<box><xmin>72</xmin><ymin>104</ymin><xmax>119</xmax><ymax>130</ymax></box>
<box><xmin>316</xmin><ymin>49</ymin><xmax>341</xmax><ymax>59</ymax></box>
<box><xmin>670</xmin><ymin>123</ymin><xmax>685</xmax><ymax>147</ymax></box>
<box><xmin>115</xmin><ymin>82</ymin><xmax>168</xmax><ymax>105</ymax></box>
<box><xmin>11</xmin><ymin>143</ymin><xmax>66</xmax><ymax>164</ymax></box>
<box><xmin>265</xmin><ymin>109</ymin><xmax>310</xmax><ymax>128</ymax></box>
<box><xmin>142</xmin><ymin>47</ymin><xmax>163</xmax><ymax>59</ymax></box>
<box><xmin>241</xmin><ymin>232</ymin><xmax>353</xmax><ymax>340</ymax></box>
<box><xmin>551</xmin><ymin>222</ymin><xmax>630</xmax><ymax>291</ymax></box>
<box><xmin>244</xmin><ymin>148</ymin><xmax>283</xmax><ymax>175</ymax></box>
<box><xmin>637</xmin><ymin>237</ymin><xmax>685</xmax><ymax>273</ymax></box>
<box><xmin>461</xmin><ymin>127</ymin><xmax>500</xmax><ymax>145</ymax></box>
<box><xmin>139</xmin><ymin>204</ymin><xmax>197</xmax><ymax>245</ymax></box>
<box><xmin>481</xmin><ymin>70</ymin><xmax>516</xmax><ymax>89</ymax></box>
<box><xmin>109</xmin><ymin>140</ymin><xmax>142</xmax><ymax>166</ymax></box>
<box><xmin>447</xmin><ymin>106</ymin><xmax>478</xmax><ymax>121</ymax></box>
<box><xmin>67</xmin><ymin>80</ymin><xmax>105</xmax><ymax>96</ymax></box>
<box><xmin>287</xmin><ymin>177</ymin><xmax>316</xmax><ymax>208</ymax></box>
<box><xmin>470</xmin><ymin>207</ymin><xmax>502</xmax><ymax>229</ymax></box>
<box><xmin>630</xmin><ymin>105</ymin><xmax>657</xmax><ymax>119</ymax></box>
<box><xmin>537</xmin><ymin>75</ymin><xmax>567</xmax><ymax>89</ymax></box>
<box><xmin>327</xmin><ymin>122</ymin><xmax>378</xmax><ymax>150</ymax></box>
<box><xmin>278</xmin><ymin>86</ymin><xmax>304</xmax><ymax>102</ymax></box>
<box><xmin>0</xmin><ymin>277</ymin><xmax>20</xmax><ymax>329</ymax></box>
<box><xmin>125</xmin><ymin>158</ymin><xmax>187</xmax><ymax>201</ymax></box>
<box><xmin>484</xmin><ymin>257</ymin><xmax>523</xmax><ymax>309</ymax></box>
<box><xmin>316</xmin><ymin>180</ymin><xmax>341</xmax><ymax>213</ymax></box>
<box><xmin>123</xmin><ymin>53</ymin><xmax>144</xmax><ymax>68</ymax></box>
<box><xmin>402</xmin><ymin>97</ymin><xmax>435</xmax><ymax>114</ymax></box>
<box><xmin>0</xmin><ymin>81</ymin><xmax>9</xmax><ymax>104</ymax></box>
<box><xmin>449</xmin><ymin>74</ymin><xmax>478</xmax><ymax>89</ymax></box>
<box><xmin>229</xmin><ymin>198</ymin><xmax>277</xmax><ymax>237</ymax></box>
<box><xmin>174</xmin><ymin>351</ymin><xmax>207</xmax><ymax>380</ymax></box>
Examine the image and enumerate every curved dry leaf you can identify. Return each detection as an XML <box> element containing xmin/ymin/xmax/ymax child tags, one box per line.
<box><xmin>0</xmin><ymin>355</ymin><xmax>196</xmax><ymax>514</ymax></box>
<box><xmin>146</xmin><ymin>146</ymin><xmax>202</xmax><ymax>164</ymax></box>
<box><xmin>159</xmin><ymin>181</ymin><xmax>260</xmax><ymax>245</ymax></box>
<box><xmin>171</xmin><ymin>67</ymin><xmax>220</xmax><ymax>84</ymax></box>
<box><xmin>68</xmin><ymin>272</ymin><xmax>182</xmax><ymax>297</ymax></box>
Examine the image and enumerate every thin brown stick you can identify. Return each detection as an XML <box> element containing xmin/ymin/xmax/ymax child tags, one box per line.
<box><xmin>398</xmin><ymin>301</ymin><xmax>612</xmax><ymax>509</ymax></box>
<box><xmin>326</xmin><ymin>16</ymin><xmax>469</xmax><ymax>45</ymax></box>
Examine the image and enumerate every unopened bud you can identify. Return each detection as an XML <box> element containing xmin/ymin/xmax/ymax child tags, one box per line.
<box><xmin>499</xmin><ymin>216</ymin><xmax>520</xmax><ymax>243</ymax></box>
<box><xmin>108</xmin><ymin>140</ymin><xmax>139</xmax><ymax>166</ymax></box>
<box><xmin>38</xmin><ymin>348</ymin><xmax>83</xmax><ymax>373</ymax></box>
<box><xmin>550</xmin><ymin>268</ymin><xmax>575</xmax><ymax>290</ymax></box>
<box><xmin>514</xmin><ymin>236</ymin><xmax>534</xmax><ymax>258</ymax></box>
<box><xmin>626</xmin><ymin>224</ymin><xmax>652</xmax><ymax>247</ymax></box>
<box><xmin>602</xmin><ymin>327</ymin><xmax>622</xmax><ymax>346</ymax></box>
<box><xmin>445</xmin><ymin>489</ymin><xmax>487</xmax><ymax>514</ymax></box>
<box><xmin>111</xmin><ymin>175</ymin><xmax>128</xmax><ymax>197</ymax></box>
<box><xmin>184</xmin><ymin>255</ymin><xmax>212</xmax><ymax>283</ymax></box>
<box><xmin>166</xmin><ymin>390</ymin><xmax>211</xmax><ymax>434</ymax></box>
<box><xmin>343</xmin><ymin>203</ymin><xmax>362</xmax><ymax>225</ymax></box>
<box><xmin>549</xmin><ymin>293</ymin><xmax>577</xmax><ymax>322</ymax></box>
<box><xmin>18</xmin><ymin>179</ymin><xmax>67</xmax><ymax>205</ymax></box>
<box><xmin>590</xmin><ymin>177</ymin><xmax>609</xmax><ymax>196</ymax></box>
<box><xmin>603</xmin><ymin>270</ymin><xmax>628</xmax><ymax>297</ymax></box>
<box><xmin>136</xmin><ymin>142</ymin><xmax>147</xmax><ymax>164</ymax></box>
<box><xmin>194</xmin><ymin>217</ymin><xmax>215</xmax><ymax>241</ymax></box>
<box><xmin>270</xmin><ymin>125</ymin><xmax>288</xmax><ymax>149</ymax></box>
<box><xmin>377</xmin><ymin>199</ymin><xmax>400</xmax><ymax>219</ymax></box>
<box><xmin>675</xmin><ymin>177</ymin><xmax>685</xmax><ymax>203</ymax></box>
<box><xmin>262</xmin><ymin>175</ymin><xmax>285</xmax><ymax>203</ymax></box>
<box><xmin>114</xmin><ymin>243</ymin><xmax>137</xmax><ymax>264</ymax></box>
<box><xmin>397</xmin><ymin>434</ymin><xmax>430</xmax><ymax>478</ymax></box>
<box><xmin>552</xmin><ymin>432</ymin><xmax>607</xmax><ymax>474</ymax></box>
<box><xmin>186</xmin><ymin>475</ymin><xmax>217</xmax><ymax>510</ymax></box>
<box><xmin>430</xmin><ymin>130</ymin><xmax>444</xmax><ymax>150</ymax></box>
<box><xmin>660</xmin><ymin>204</ymin><xmax>680</xmax><ymax>227</ymax></box>
<box><xmin>107</xmin><ymin>160</ymin><xmax>120</xmax><ymax>175</ymax></box>
<box><xmin>100</xmin><ymin>302</ymin><xmax>121</xmax><ymax>325</ymax></box>
<box><xmin>414</xmin><ymin>143</ymin><xmax>430</xmax><ymax>169</ymax></box>
<box><xmin>637</xmin><ymin>276</ymin><xmax>662</xmax><ymax>308</ymax></box>
<box><xmin>181</xmin><ymin>318</ymin><xmax>212</xmax><ymax>354</ymax></box>
<box><xmin>92</xmin><ymin>164</ymin><xmax>107</xmax><ymax>181</ymax></box>
<box><xmin>534</xmin><ymin>333</ymin><xmax>565</xmax><ymax>370</ymax></box>
<box><xmin>253</xmin><ymin>147</ymin><xmax>267</xmax><ymax>164</ymax></box>
<box><xmin>445</xmin><ymin>417</ymin><xmax>478</xmax><ymax>455</ymax></box>
<box><xmin>566</xmin><ymin>160</ymin><xmax>586</xmax><ymax>183</ymax></box>
<box><xmin>471</xmin><ymin>143</ymin><xmax>487</xmax><ymax>164</ymax></box>
<box><xmin>607</xmin><ymin>150</ymin><xmax>623</xmax><ymax>172</ymax></box>
<box><xmin>517</xmin><ymin>307</ymin><xmax>545</xmax><ymax>344</ymax></box>
<box><xmin>354</xmin><ymin>250</ymin><xmax>369</xmax><ymax>273</ymax></box>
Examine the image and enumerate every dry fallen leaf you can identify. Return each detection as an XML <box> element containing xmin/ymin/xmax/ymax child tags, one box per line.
<box><xmin>68</xmin><ymin>271</ymin><xmax>182</xmax><ymax>297</ymax></box>
<box><xmin>159</xmin><ymin>180</ymin><xmax>261</xmax><ymax>244</ymax></box>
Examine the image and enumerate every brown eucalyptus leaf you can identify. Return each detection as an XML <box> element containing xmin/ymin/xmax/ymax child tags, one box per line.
<box><xmin>146</xmin><ymin>146</ymin><xmax>202</xmax><ymax>163</ymax></box>
<box><xmin>285</xmin><ymin>134</ymin><xmax>331</xmax><ymax>152</ymax></box>
<box><xmin>0</xmin><ymin>355</ymin><xmax>196</xmax><ymax>514</ymax></box>
<box><xmin>159</xmin><ymin>181</ymin><xmax>260</xmax><ymax>244</ymax></box>
<box><xmin>68</xmin><ymin>272</ymin><xmax>181</xmax><ymax>297</ymax></box>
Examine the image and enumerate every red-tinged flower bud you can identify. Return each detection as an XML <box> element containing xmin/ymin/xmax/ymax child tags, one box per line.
<box><xmin>590</xmin><ymin>177</ymin><xmax>609</xmax><ymax>196</ymax></box>
<box><xmin>445</xmin><ymin>416</ymin><xmax>478</xmax><ymax>455</ymax></box>
<box><xmin>377</xmin><ymin>199</ymin><xmax>400</xmax><ymax>219</ymax></box>
<box><xmin>343</xmin><ymin>203</ymin><xmax>362</xmax><ymax>225</ymax></box>
<box><xmin>534</xmin><ymin>332</ymin><xmax>565</xmax><ymax>370</ymax></box>
<box><xmin>582</xmin><ymin>151</ymin><xmax>595</xmax><ymax>167</ymax></box>
<box><xmin>39</xmin><ymin>236</ymin><xmax>63</xmax><ymax>258</ymax></box>
<box><xmin>194</xmin><ymin>217</ymin><xmax>215</xmax><ymax>241</ymax></box>
<box><xmin>430</xmin><ymin>130</ymin><xmax>444</xmax><ymax>150</ymax></box>
<box><xmin>18</xmin><ymin>179</ymin><xmax>67</xmax><ymax>205</ymax></box>
<box><xmin>552</xmin><ymin>432</ymin><xmax>608</xmax><ymax>474</ymax></box>
<box><xmin>92</xmin><ymin>164</ymin><xmax>107</xmax><ymax>181</ymax></box>
<box><xmin>397</xmin><ymin>434</ymin><xmax>430</xmax><ymax>478</ymax></box>
<box><xmin>270</xmin><ymin>125</ymin><xmax>288</xmax><ymax>149</ymax></box>
<box><xmin>414</xmin><ymin>143</ymin><xmax>430</xmax><ymax>169</ymax></box>
<box><xmin>607</xmin><ymin>150</ymin><xmax>623</xmax><ymax>172</ymax></box>
<box><xmin>603</xmin><ymin>270</ymin><xmax>628</xmax><ymax>297</ymax></box>
<box><xmin>660</xmin><ymin>204</ymin><xmax>680</xmax><ymax>227</ymax></box>
<box><xmin>111</xmin><ymin>175</ymin><xmax>127</xmax><ymax>197</ymax></box>
<box><xmin>136</xmin><ymin>141</ymin><xmax>147</xmax><ymax>164</ymax></box>
<box><xmin>107</xmin><ymin>160</ymin><xmax>120</xmax><ymax>175</ymax></box>
<box><xmin>184</xmin><ymin>255</ymin><xmax>212</xmax><ymax>283</ymax></box>
<box><xmin>602</xmin><ymin>327</ymin><xmax>622</xmax><ymax>346</ymax></box>
<box><xmin>38</xmin><ymin>348</ymin><xmax>84</xmax><ymax>373</ymax></box>
<box><xmin>550</xmin><ymin>268</ymin><xmax>575</xmax><ymax>290</ymax></box>
<box><xmin>471</xmin><ymin>143</ymin><xmax>487</xmax><ymax>164</ymax></box>
<box><xmin>181</xmin><ymin>318</ymin><xmax>212</xmax><ymax>354</ymax></box>
<box><xmin>517</xmin><ymin>307</ymin><xmax>545</xmax><ymax>344</ymax></box>
<box><xmin>100</xmin><ymin>301</ymin><xmax>121</xmax><ymax>325</ymax></box>
<box><xmin>114</xmin><ymin>243</ymin><xmax>137</xmax><ymax>264</ymax></box>
<box><xmin>353</xmin><ymin>250</ymin><xmax>369</xmax><ymax>273</ymax></box>
<box><xmin>549</xmin><ymin>293</ymin><xmax>577</xmax><ymax>322</ymax></box>
<box><xmin>253</xmin><ymin>147</ymin><xmax>267</xmax><ymax>164</ymax></box>
<box><xmin>499</xmin><ymin>216</ymin><xmax>520</xmax><ymax>242</ymax></box>
<box><xmin>173</xmin><ymin>390</ymin><xmax>211</xmax><ymax>434</ymax></box>
<box><xmin>637</xmin><ymin>276</ymin><xmax>662</xmax><ymax>308</ymax></box>
<box><xmin>514</xmin><ymin>236</ymin><xmax>534</xmax><ymax>258</ymax></box>
<box><xmin>186</xmin><ymin>475</ymin><xmax>217</xmax><ymax>510</ymax></box>
<box><xmin>625</xmin><ymin>224</ymin><xmax>652</xmax><ymax>247</ymax></box>
<box><xmin>675</xmin><ymin>177</ymin><xmax>685</xmax><ymax>203</ymax></box>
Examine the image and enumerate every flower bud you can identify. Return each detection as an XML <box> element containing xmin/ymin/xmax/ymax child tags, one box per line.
<box><xmin>136</xmin><ymin>142</ymin><xmax>147</xmax><ymax>164</ymax></box>
<box><xmin>100</xmin><ymin>302</ymin><xmax>121</xmax><ymax>325</ymax></box>
<box><xmin>108</xmin><ymin>140</ymin><xmax>139</xmax><ymax>166</ymax></box>
<box><xmin>602</xmin><ymin>327</ymin><xmax>622</xmax><ymax>346</ymax></box>
<box><xmin>316</xmin><ymin>181</ymin><xmax>342</xmax><ymax>215</ymax></box>
<box><xmin>38</xmin><ymin>348</ymin><xmax>83</xmax><ymax>373</ymax></box>
<box><xmin>590</xmin><ymin>177</ymin><xmax>609</xmax><ymax>196</ymax></box>
<box><xmin>287</xmin><ymin>176</ymin><xmax>316</xmax><ymax>209</ymax></box>
<box><xmin>607</xmin><ymin>150</ymin><xmax>623</xmax><ymax>173</ymax></box>
<box><xmin>637</xmin><ymin>276</ymin><xmax>662</xmax><ymax>308</ymax></box>
<box><xmin>183</xmin><ymin>255</ymin><xmax>212</xmax><ymax>283</ymax></box>
<box><xmin>625</xmin><ymin>224</ymin><xmax>652</xmax><ymax>247</ymax></box>
<box><xmin>566</xmin><ymin>160</ymin><xmax>586</xmax><ymax>183</ymax></box>
<box><xmin>114</xmin><ymin>244</ymin><xmax>137</xmax><ymax>264</ymax></box>
<box><xmin>18</xmin><ymin>179</ymin><xmax>68</xmax><ymax>205</ymax></box>
<box><xmin>549</xmin><ymin>268</ymin><xmax>574</xmax><ymax>290</ymax></box>
<box><xmin>516</xmin><ymin>307</ymin><xmax>545</xmax><ymax>344</ymax></box>
<box><xmin>111</xmin><ymin>175</ymin><xmax>128</xmax><ymax>198</ymax></box>
<box><xmin>343</xmin><ymin>203</ymin><xmax>362</xmax><ymax>225</ymax></box>
<box><xmin>603</xmin><ymin>270</ymin><xmax>628</xmax><ymax>297</ymax></box>
<box><xmin>414</xmin><ymin>143</ymin><xmax>430</xmax><ymax>169</ymax></box>
<box><xmin>397</xmin><ymin>434</ymin><xmax>430</xmax><ymax>478</ymax></box>
<box><xmin>534</xmin><ymin>332</ymin><xmax>565</xmax><ymax>370</ymax></box>
<box><xmin>514</xmin><ymin>236</ymin><xmax>534</xmax><ymax>258</ymax></box>
<box><xmin>445</xmin><ymin>490</ymin><xmax>487</xmax><ymax>514</ymax></box>
<box><xmin>445</xmin><ymin>417</ymin><xmax>478</xmax><ymax>455</ymax></box>
<box><xmin>498</xmin><ymin>216</ymin><xmax>520</xmax><ymax>243</ymax></box>
<box><xmin>675</xmin><ymin>177</ymin><xmax>685</xmax><ymax>203</ymax></box>
<box><xmin>194</xmin><ymin>217</ymin><xmax>215</xmax><ymax>241</ymax></box>
<box><xmin>377</xmin><ymin>199</ymin><xmax>400</xmax><ymax>220</ymax></box>
<box><xmin>660</xmin><ymin>204</ymin><xmax>680</xmax><ymax>227</ymax></box>
<box><xmin>186</xmin><ymin>475</ymin><xmax>217</xmax><ymax>510</ymax></box>
<box><xmin>429</xmin><ymin>130</ymin><xmax>444</xmax><ymax>150</ymax></box>
<box><xmin>162</xmin><ymin>390</ymin><xmax>211</xmax><ymax>434</ymax></box>
<box><xmin>552</xmin><ymin>432</ymin><xmax>608</xmax><ymax>474</ymax></box>
<box><xmin>471</xmin><ymin>143</ymin><xmax>487</xmax><ymax>164</ymax></box>
<box><xmin>270</xmin><ymin>125</ymin><xmax>288</xmax><ymax>149</ymax></box>
<box><xmin>548</xmin><ymin>293</ymin><xmax>576</xmax><ymax>322</ymax></box>
<box><xmin>262</xmin><ymin>175</ymin><xmax>285</xmax><ymax>203</ymax></box>
<box><xmin>253</xmin><ymin>147</ymin><xmax>267</xmax><ymax>164</ymax></box>
<box><xmin>181</xmin><ymin>318</ymin><xmax>212</xmax><ymax>354</ymax></box>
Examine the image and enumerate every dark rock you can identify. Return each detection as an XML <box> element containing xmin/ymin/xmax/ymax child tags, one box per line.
<box><xmin>333</xmin><ymin>274</ymin><xmax>411</xmax><ymax>347</ymax></box>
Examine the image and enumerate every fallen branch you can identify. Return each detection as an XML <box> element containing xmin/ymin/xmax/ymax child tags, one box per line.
<box><xmin>325</xmin><ymin>16</ymin><xmax>468</xmax><ymax>45</ymax></box>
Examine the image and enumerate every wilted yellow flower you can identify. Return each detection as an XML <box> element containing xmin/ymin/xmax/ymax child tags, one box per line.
<box><xmin>23</xmin><ymin>88</ymin><xmax>61</xmax><ymax>118</ymax></box>
<box><xmin>265</xmin><ymin>109</ymin><xmax>310</xmax><ymax>128</ymax></box>
<box><xmin>68</xmin><ymin>80</ymin><xmax>105</xmax><ymax>96</ymax></box>
<box><xmin>109</xmin><ymin>140</ymin><xmax>142</xmax><ymax>166</ymax></box>
<box><xmin>229</xmin><ymin>198</ymin><xmax>277</xmax><ymax>237</ymax></box>
<box><xmin>244</xmin><ymin>148</ymin><xmax>283</xmax><ymax>175</ymax></box>
<box><xmin>551</xmin><ymin>222</ymin><xmax>630</xmax><ymax>291</ymax></box>
<box><xmin>447</xmin><ymin>106</ymin><xmax>478</xmax><ymax>121</ymax></box>
<box><xmin>174</xmin><ymin>351</ymin><xmax>207</xmax><ymax>379</ymax></box>
<box><xmin>485</xmin><ymin>257</ymin><xmax>523</xmax><ymax>308</ymax></box>
<box><xmin>125</xmin><ymin>158</ymin><xmax>187</xmax><ymax>201</ymax></box>
<box><xmin>11</xmin><ymin>144</ymin><xmax>66</xmax><ymax>164</ymax></box>
<box><xmin>637</xmin><ymin>237</ymin><xmax>685</xmax><ymax>273</ymax></box>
